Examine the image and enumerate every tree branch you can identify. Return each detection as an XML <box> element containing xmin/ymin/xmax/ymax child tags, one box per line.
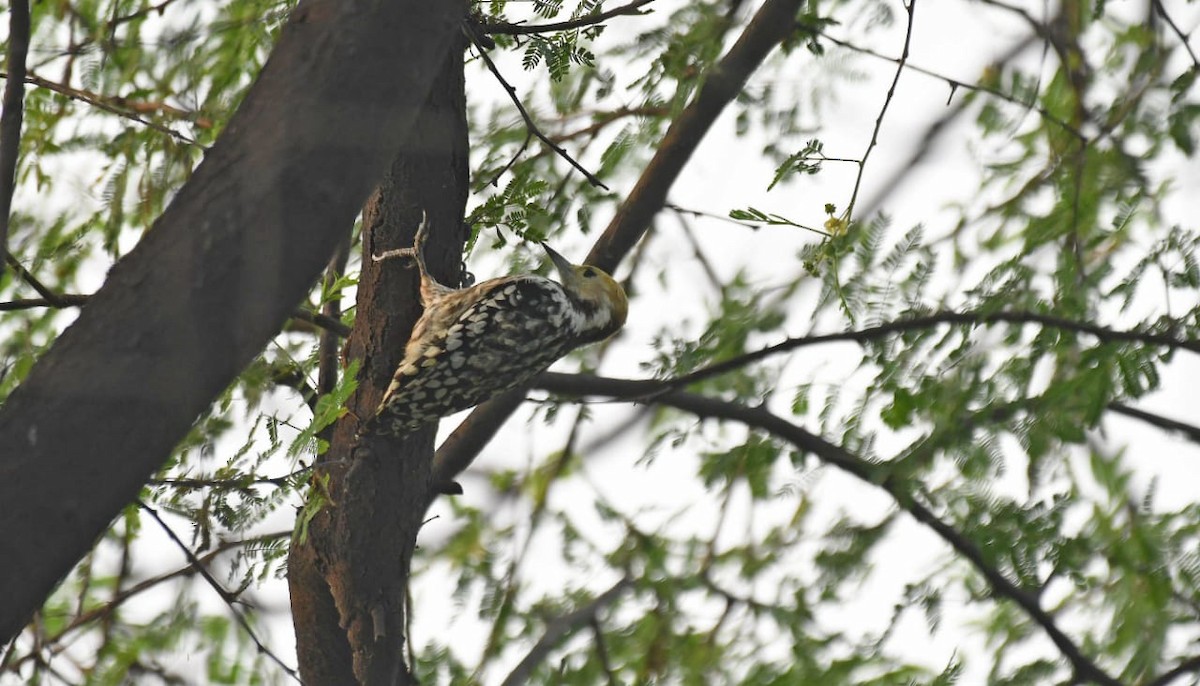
<box><xmin>478</xmin><ymin>0</ymin><xmax>656</xmax><ymax>36</ymax></box>
<box><xmin>428</xmin><ymin>307</ymin><xmax>1197</xmax><ymax>491</ymax></box>
<box><xmin>498</xmin><ymin>577</ymin><xmax>631</xmax><ymax>686</ymax></box>
<box><xmin>532</xmin><ymin>371</ymin><xmax>1123</xmax><ymax>686</ymax></box>
<box><xmin>586</xmin><ymin>0</ymin><xmax>805</xmax><ymax>272</ymax></box>
<box><xmin>656</xmin><ymin>309</ymin><xmax>1200</xmax><ymax>395</ymax></box>
<box><xmin>50</xmin><ymin>531</ymin><xmax>288</xmax><ymax>643</ymax></box>
<box><xmin>138</xmin><ymin>504</ymin><xmax>299</xmax><ymax>682</ymax></box>
<box><xmin>430</xmin><ymin>0</ymin><xmax>806</xmax><ymax>496</ymax></box>
<box><xmin>0</xmin><ymin>71</ymin><xmax>202</xmax><ymax>147</ymax></box>
<box><xmin>0</xmin><ymin>0</ymin><xmax>29</xmax><ymax>279</ymax></box>
<box><xmin>1152</xmin><ymin>0</ymin><xmax>1200</xmax><ymax>69</ymax></box>
<box><xmin>467</xmin><ymin>31</ymin><xmax>608</xmax><ymax>189</ymax></box>
<box><xmin>1109</xmin><ymin>402</ymin><xmax>1200</xmax><ymax>446</ymax></box>
<box><xmin>2</xmin><ymin>251</ymin><xmax>77</xmax><ymax>307</ymax></box>
<box><xmin>843</xmin><ymin>0</ymin><xmax>915</xmax><ymax>223</ymax></box>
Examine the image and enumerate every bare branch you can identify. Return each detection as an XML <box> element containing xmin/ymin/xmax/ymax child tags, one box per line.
<box><xmin>546</xmin><ymin>105</ymin><xmax>668</xmax><ymax>145</ymax></box>
<box><xmin>1147</xmin><ymin>654</ymin><xmax>1200</xmax><ymax>686</ymax></box>
<box><xmin>318</xmin><ymin>236</ymin><xmax>352</xmax><ymax>398</ymax></box>
<box><xmin>0</xmin><ymin>294</ymin><xmax>90</xmax><ymax>311</ymax></box>
<box><xmin>467</xmin><ymin>33</ymin><xmax>608</xmax><ymax>189</ymax></box>
<box><xmin>106</xmin><ymin>0</ymin><xmax>182</xmax><ymax>29</ymax></box>
<box><xmin>843</xmin><ymin>0</ymin><xmax>916</xmax><ymax>223</ymax></box>
<box><xmin>51</xmin><ymin>531</ymin><xmax>289</xmax><ymax>642</ymax></box>
<box><xmin>2</xmin><ymin>251</ymin><xmax>74</xmax><ymax>307</ymax></box>
<box><xmin>642</xmin><ymin>309</ymin><xmax>1200</xmax><ymax>400</ymax></box>
<box><xmin>478</xmin><ymin>0</ymin><xmax>656</xmax><ymax>36</ymax></box>
<box><xmin>810</xmin><ymin>26</ymin><xmax>1081</xmax><ymax>142</ymax></box>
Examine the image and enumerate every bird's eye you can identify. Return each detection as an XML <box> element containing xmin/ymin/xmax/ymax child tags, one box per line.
<box><xmin>582</xmin><ymin>268</ymin><xmax>597</xmax><ymax>278</ymax></box>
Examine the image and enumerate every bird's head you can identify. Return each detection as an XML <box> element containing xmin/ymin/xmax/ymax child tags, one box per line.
<box><xmin>543</xmin><ymin>244</ymin><xmax>628</xmax><ymax>342</ymax></box>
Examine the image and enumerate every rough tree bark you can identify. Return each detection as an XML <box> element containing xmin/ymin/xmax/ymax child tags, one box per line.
<box><xmin>287</xmin><ymin>9</ymin><xmax>470</xmax><ymax>684</ymax></box>
<box><xmin>0</xmin><ymin>0</ymin><xmax>462</xmax><ymax>642</ymax></box>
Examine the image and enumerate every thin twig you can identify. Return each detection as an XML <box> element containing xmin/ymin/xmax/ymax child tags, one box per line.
<box><xmin>851</xmin><ymin>32</ymin><xmax>1041</xmax><ymax>219</ymax></box>
<box><xmin>467</xmin><ymin>31</ymin><xmax>608</xmax><ymax>189</ymax></box>
<box><xmin>478</xmin><ymin>0</ymin><xmax>656</xmax><ymax>36</ymax></box>
<box><xmin>318</xmin><ymin>235</ymin><xmax>351</xmax><ymax>398</ymax></box>
<box><xmin>289</xmin><ymin>306</ymin><xmax>352</xmax><ymax>337</ymax></box>
<box><xmin>0</xmin><ymin>0</ymin><xmax>30</xmax><ymax>278</ymax></box>
<box><xmin>0</xmin><ymin>71</ymin><xmax>202</xmax><ymax>147</ymax></box>
<box><xmin>810</xmin><ymin>16</ymin><xmax>1091</xmax><ymax>142</ymax></box>
<box><xmin>1152</xmin><ymin>0</ymin><xmax>1200</xmax><ymax>68</ymax></box>
<box><xmin>666</xmin><ymin>202</ymin><xmax>760</xmax><ymax>230</ymax></box>
<box><xmin>137</xmin><ymin>504</ymin><xmax>300</xmax><ymax>682</ymax></box>
<box><xmin>483</xmin><ymin>130</ymin><xmax>533</xmax><ymax>188</ymax></box>
<box><xmin>57</xmin><ymin>531</ymin><xmax>289</xmax><ymax>639</ymax></box>
<box><xmin>843</xmin><ymin>0</ymin><xmax>915</xmax><ymax>223</ymax></box>
<box><xmin>147</xmin><ymin>465</ymin><xmax>314</xmax><ymax>491</ymax></box>
<box><xmin>590</xmin><ymin>617</ymin><xmax>621</xmax><ymax>686</ymax></box>
<box><xmin>534</xmin><ymin>372</ymin><xmax>1122</xmax><ymax>686</ymax></box>
<box><xmin>2</xmin><ymin>251</ymin><xmax>73</xmax><ymax>307</ymax></box>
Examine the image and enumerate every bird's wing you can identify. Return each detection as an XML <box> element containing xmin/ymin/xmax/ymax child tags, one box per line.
<box><xmin>374</xmin><ymin>276</ymin><xmax>578</xmax><ymax>434</ymax></box>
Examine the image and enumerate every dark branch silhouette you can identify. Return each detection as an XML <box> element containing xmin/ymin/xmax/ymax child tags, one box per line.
<box><xmin>467</xmin><ymin>31</ymin><xmax>609</xmax><ymax>189</ymax></box>
<box><xmin>1109</xmin><ymin>402</ymin><xmax>1200</xmax><ymax>446</ymax></box>
<box><xmin>0</xmin><ymin>0</ymin><xmax>29</xmax><ymax>276</ymax></box>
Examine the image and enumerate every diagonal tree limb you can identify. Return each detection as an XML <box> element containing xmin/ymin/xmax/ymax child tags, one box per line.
<box><xmin>429</xmin><ymin>0</ymin><xmax>806</xmax><ymax>497</ymax></box>
<box><xmin>584</xmin><ymin>0</ymin><xmax>805</xmax><ymax>272</ymax></box>
<box><xmin>498</xmin><ymin>577</ymin><xmax>632</xmax><ymax>686</ymax></box>
<box><xmin>533</xmin><ymin>371</ymin><xmax>1122</xmax><ymax>686</ymax></box>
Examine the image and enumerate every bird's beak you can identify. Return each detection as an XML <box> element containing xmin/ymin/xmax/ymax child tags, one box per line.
<box><xmin>542</xmin><ymin>243</ymin><xmax>575</xmax><ymax>280</ymax></box>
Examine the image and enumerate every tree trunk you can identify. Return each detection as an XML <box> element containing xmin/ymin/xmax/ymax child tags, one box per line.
<box><xmin>0</xmin><ymin>0</ymin><xmax>462</xmax><ymax>642</ymax></box>
<box><xmin>288</xmin><ymin>14</ymin><xmax>470</xmax><ymax>684</ymax></box>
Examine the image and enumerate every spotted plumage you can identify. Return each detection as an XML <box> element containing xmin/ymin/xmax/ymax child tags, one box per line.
<box><xmin>369</xmin><ymin>217</ymin><xmax>627</xmax><ymax>437</ymax></box>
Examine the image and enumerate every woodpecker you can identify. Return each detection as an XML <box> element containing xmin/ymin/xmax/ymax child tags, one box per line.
<box><xmin>368</xmin><ymin>217</ymin><xmax>628</xmax><ymax>437</ymax></box>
